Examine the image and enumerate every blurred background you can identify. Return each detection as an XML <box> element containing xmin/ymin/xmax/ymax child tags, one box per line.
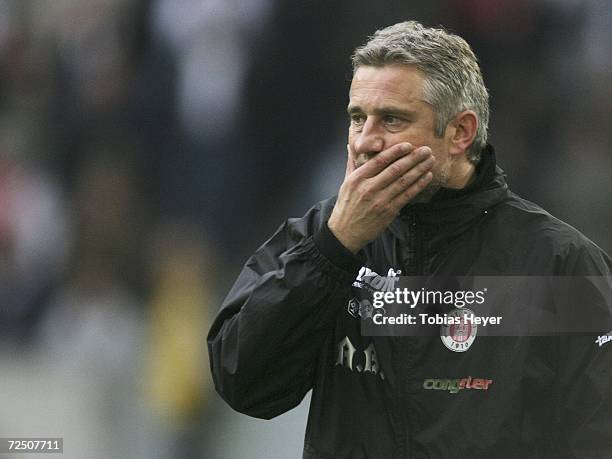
<box><xmin>0</xmin><ymin>0</ymin><xmax>610</xmax><ymax>457</ymax></box>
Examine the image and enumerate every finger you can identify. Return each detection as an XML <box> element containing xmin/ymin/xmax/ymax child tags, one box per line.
<box><xmin>353</xmin><ymin>142</ymin><xmax>413</xmax><ymax>179</ymax></box>
<box><xmin>345</xmin><ymin>144</ymin><xmax>356</xmax><ymax>180</ymax></box>
<box><xmin>389</xmin><ymin>171</ymin><xmax>433</xmax><ymax>209</ymax></box>
<box><xmin>383</xmin><ymin>153</ymin><xmax>435</xmax><ymax>198</ymax></box>
<box><xmin>370</xmin><ymin>146</ymin><xmax>433</xmax><ymax>190</ymax></box>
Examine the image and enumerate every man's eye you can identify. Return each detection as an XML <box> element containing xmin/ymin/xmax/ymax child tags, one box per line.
<box><xmin>383</xmin><ymin>115</ymin><xmax>401</xmax><ymax>125</ymax></box>
<box><xmin>350</xmin><ymin>114</ymin><xmax>366</xmax><ymax>125</ymax></box>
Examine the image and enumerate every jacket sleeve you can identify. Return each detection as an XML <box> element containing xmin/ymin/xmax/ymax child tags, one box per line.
<box><xmin>207</xmin><ymin>201</ymin><xmax>363</xmax><ymax>419</ymax></box>
<box><xmin>557</xmin><ymin>241</ymin><xmax>612</xmax><ymax>456</ymax></box>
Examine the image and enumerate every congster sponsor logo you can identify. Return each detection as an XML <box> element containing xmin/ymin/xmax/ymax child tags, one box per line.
<box><xmin>423</xmin><ymin>377</ymin><xmax>493</xmax><ymax>394</ymax></box>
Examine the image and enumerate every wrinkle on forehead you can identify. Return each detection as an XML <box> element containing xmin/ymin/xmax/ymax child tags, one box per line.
<box><xmin>349</xmin><ymin>65</ymin><xmax>427</xmax><ymax>107</ymax></box>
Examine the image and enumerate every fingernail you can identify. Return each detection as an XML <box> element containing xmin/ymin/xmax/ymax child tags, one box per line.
<box><xmin>402</xmin><ymin>143</ymin><xmax>412</xmax><ymax>152</ymax></box>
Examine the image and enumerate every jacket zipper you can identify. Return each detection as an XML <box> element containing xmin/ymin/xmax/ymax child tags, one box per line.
<box><xmin>405</xmin><ymin>211</ymin><xmax>428</xmax><ymax>458</ymax></box>
<box><xmin>405</xmin><ymin>211</ymin><xmax>424</xmax><ymax>276</ymax></box>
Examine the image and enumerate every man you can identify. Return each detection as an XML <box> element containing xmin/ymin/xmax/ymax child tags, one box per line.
<box><xmin>208</xmin><ymin>21</ymin><xmax>612</xmax><ymax>457</ymax></box>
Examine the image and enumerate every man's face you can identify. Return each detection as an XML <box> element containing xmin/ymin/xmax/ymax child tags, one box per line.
<box><xmin>347</xmin><ymin>65</ymin><xmax>453</xmax><ymax>200</ymax></box>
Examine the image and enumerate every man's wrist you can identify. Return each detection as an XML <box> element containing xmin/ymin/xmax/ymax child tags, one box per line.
<box><xmin>327</xmin><ymin>220</ymin><xmax>363</xmax><ymax>254</ymax></box>
<box><xmin>314</xmin><ymin>222</ymin><xmax>364</xmax><ymax>275</ymax></box>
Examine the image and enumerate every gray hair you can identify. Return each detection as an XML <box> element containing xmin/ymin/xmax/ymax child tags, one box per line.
<box><xmin>352</xmin><ymin>21</ymin><xmax>489</xmax><ymax>163</ymax></box>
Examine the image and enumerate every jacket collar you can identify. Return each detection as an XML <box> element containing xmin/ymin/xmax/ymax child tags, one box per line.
<box><xmin>392</xmin><ymin>144</ymin><xmax>509</xmax><ymax>235</ymax></box>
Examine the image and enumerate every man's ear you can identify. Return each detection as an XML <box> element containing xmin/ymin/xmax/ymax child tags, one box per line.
<box><xmin>449</xmin><ymin>110</ymin><xmax>478</xmax><ymax>156</ymax></box>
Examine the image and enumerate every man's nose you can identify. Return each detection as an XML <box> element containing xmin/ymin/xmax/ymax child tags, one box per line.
<box><xmin>354</xmin><ymin>118</ymin><xmax>384</xmax><ymax>156</ymax></box>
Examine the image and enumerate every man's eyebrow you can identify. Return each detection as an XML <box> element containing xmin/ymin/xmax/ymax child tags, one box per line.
<box><xmin>346</xmin><ymin>105</ymin><xmax>416</xmax><ymax>118</ymax></box>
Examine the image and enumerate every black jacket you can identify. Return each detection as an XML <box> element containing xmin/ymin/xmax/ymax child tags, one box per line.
<box><xmin>208</xmin><ymin>146</ymin><xmax>612</xmax><ymax>458</ymax></box>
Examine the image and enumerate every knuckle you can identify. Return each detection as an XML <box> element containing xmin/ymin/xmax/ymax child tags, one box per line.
<box><xmin>387</xmin><ymin>163</ymin><xmax>402</xmax><ymax>177</ymax></box>
<box><xmin>360</xmin><ymin>185</ymin><xmax>375</xmax><ymax>201</ymax></box>
<box><xmin>397</xmin><ymin>174</ymin><xmax>410</xmax><ymax>188</ymax></box>
<box><xmin>383</xmin><ymin>203</ymin><xmax>396</xmax><ymax>217</ymax></box>
<box><xmin>372</xmin><ymin>200</ymin><xmax>391</xmax><ymax>215</ymax></box>
<box><xmin>392</xmin><ymin>145</ymin><xmax>405</xmax><ymax>158</ymax></box>
<box><xmin>402</xmin><ymin>185</ymin><xmax>415</xmax><ymax>197</ymax></box>
<box><xmin>370</xmin><ymin>201</ymin><xmax>381</xmax><ymax>213</ymax></box>
<box><xmin>413</xmin><ymin>179</ymin><xmax>426</xmax><ymax>191</ymax></box>
<box><xmin>372</xmin><ymin>155</ymin><xmax>388</xmax><ymax>169</ymax></box>
<box><xmin>413</xmin><ymin>173</ymin><xmax>432</xmax><ymax>190</ymax></box>
<box><xmin>344</xmin><ymin>175</ymin><xmax>357</xmax><ymax>188</ymax></box>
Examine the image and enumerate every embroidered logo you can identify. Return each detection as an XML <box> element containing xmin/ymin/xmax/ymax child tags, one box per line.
<box><xmin>440</xmin><ymin>308</ymin><xmax>478</xmax><ymax>352</ymax></box>
<box><xmin>423</xmin><ymin>376</ymin><xmax>493</xmax><ymax>394</ymax></box>
<box><xmin>352</xmin><ymin>266</ymin><xmax>401</xmax><ymax>292</ymax></box>
<box><xmin>336</xmin><ymin>336</ymin><xmax>385</xmax><ymax>380</ymax></box>
<box><xmin>596</xmin><ymin>332</ymin><xmax>612</xmax><ymax>348</ymax></box>
<box><xmin>348</xmin><ymin>267</ymin><xmax>400</xmax><ymax>318</ymax></box>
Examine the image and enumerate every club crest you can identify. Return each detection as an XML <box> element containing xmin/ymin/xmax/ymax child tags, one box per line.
<box><xmin>440</xmin><ymin>308</ymin><xmax>477</xmax><ymax>352</ymax></box>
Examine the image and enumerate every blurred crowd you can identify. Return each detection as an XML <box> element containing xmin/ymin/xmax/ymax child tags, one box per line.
<box><xmin>0</xmin><ymin>0</ymin><xmax>610</xmax><ymax>457</ymax></box>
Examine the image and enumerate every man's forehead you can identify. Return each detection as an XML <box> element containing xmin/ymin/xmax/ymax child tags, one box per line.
<box><xmin>349</xmin><ymin>64</ymin><xmax>425</xmax><ymax>105</ymax></box>
<box><xmin>351</xmin><ymin>64</ymin><xmax>425</xmax><ymax>83</ymax></box>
